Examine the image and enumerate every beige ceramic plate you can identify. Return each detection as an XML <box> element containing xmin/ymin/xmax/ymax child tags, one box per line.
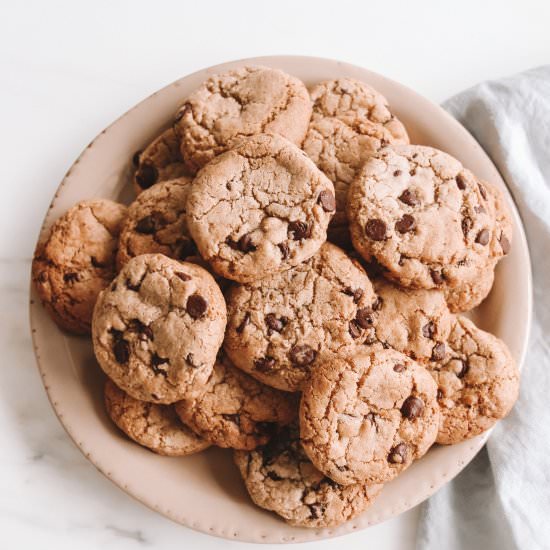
<box><xmin>30</xmin><ymin>56</ymin><xmax>532</xmax><ymax>543</ymax></box>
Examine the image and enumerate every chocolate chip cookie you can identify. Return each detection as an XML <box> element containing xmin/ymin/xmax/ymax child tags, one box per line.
<box><xmin>174</xmin><ymin>354</ymin><xmax>297</xmax><ymax>450</ymax></box>
<box><xmin>428</xmin><ymin>316</ymin><xmax>519</xmax><ymax>445</ymax></box>
<box><xmin>174</xmin><ymin>66</ymin><xmax>312</xmax><ymax>173</ymax></box>
<box><xmin>92</xmin><ymin>254</ymin><xmax>226</xmax><ymax>404</ymax></box>
<box><xmin>133</xmin><ymin>127</ymin><xmax>190</xmax><ymax>195</ymax></box>
<box><xmin>234</xmin><ymin>424</ymin><xmax>383</xmax><ymax>528</ymax></box>
<box><xmin>303</xmin><ymin>78</ymin><xmax>409</xmax><ymax>233</ymax></box>
<box><xmin>186</xmin><ymin>133</ymin><xmax>335</xmax><ymax>283</ymax></box>
<box><xmin>224</xmin><ymin>243</ymin><xmax>378</xmax><ymax>392</ymax></box>
<box><xmin>300</xmin><ymin>348</ymin><xmax>439</xmax><ymax>485</ymax></box>
<box><xmin>32</xmin><ymin>199</ymin><xmax>127</xmax><ymax>334</ymax></box>
<box><xmin>347</xmin><ymin>145</ymin><xmax>510</xmax><ymax>312</ymax></box>
<box><xmin>104</xmin><ymin>379</ymin><xmax>210</xmax><ymax>456</ymax></box>
<box><xmin>117</xmin><ymin>177</ymin><xmax>196</xmax><ymax>269</ymax></box>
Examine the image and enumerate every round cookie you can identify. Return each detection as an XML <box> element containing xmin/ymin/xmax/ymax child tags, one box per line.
<box><xmin>174</xmin><ymin>354</ymin><xmax>297</xmax><ymax>450</ymax></box>
<box><xmin>32</xmin><ymin>199</ymin><xmax>127</xmax><ymax>334</ymax></box>
<box><xmin>92</xmin><ymin>254</ymin><xmax>227</xmax><ymax>404</ymax></box>
<box><xmin>427</xmin><ymin>316</ymin><xmax>519</xmax><ymax>445</ymax></box>
<box><xmin>224</xmin><ymin>243</ymin><xmax>378</xmax><ymax>392</ymax></box>
<box><xmin>303</xmin><ymin>78</ymin><xmax>409</xmax><ymax>231</ymax></box>
<box><xmin>133</xmin><ymin>127</ymin><xmax>190</xmax><ymax>195</ymax></box>
<box><xmin>234</xmin><ymin>424</ymin><xmax>383</xmax><ymax>528</ymax></box>
<box><xmin>300</xmin><ymin>348</ymin><xmax>439</xmax><ymax>485</ymax></box>
<box><xmin>372</xmin><ymin>278</ymin><xmax>454</xmax><ymax>361</ymax></box>
<box><xmin>117</xmin><ymin>177</ymin><xmax>196</xmax><ymax>269</ymax></box>
<box><xmin>104</xmin><ymin>379</ymin><xmax>210</xmax><ymax>456</ymax></box>
<box><xmin>186</xmin><ymin>133</ymin><xmax>336</xmax><ymax>283</ymax></box>
<box><xmin>174</xmin><ymin>66</ymin><xmax>312</xmax><ymax>173</ymax></box>
<box><xmin>347</xmin><ymin>145</ymin><xmax>509</xmax><ymax>311</ymax></box>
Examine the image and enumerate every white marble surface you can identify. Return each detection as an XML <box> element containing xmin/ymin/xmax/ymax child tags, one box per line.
<box><xmin>1</xmin><ymin>1</ymin><xmax>548</xmax><ymax>549</ymax></box>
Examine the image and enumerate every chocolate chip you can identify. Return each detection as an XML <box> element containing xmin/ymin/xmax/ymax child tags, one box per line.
<box><xmin>135</xmin><ymin>163</ymin><xmax>158</xmax><ymax>189</ymax></box>
<box><xmin>222</xmin><ymin>413</ymin><xmax>240</xmax><ymax>427</ymax></box>
<box><xmin>349</xmin><ymin>320</ymin><xmax>362</xmax><ymax>339</ymax></box>
<box><xmin>422</xmin><ymin>321</ymin><xmax>435</xmax><ymax>339</ymax></box>
<box><xmin>91</xmin><ymin>256</ymin><xmax>105</xmax><ymax>268</ymax></box>
<box><xmin>437</xmin><ymin>389</ymin><xmax>444</xmax><ymax>399</ymax></box>
<box><xmin>186</xmin><ymin>294</ymin><xmax>207</xmax><ymax>318</ymax></box>
<box><xmin>399</xmin><ymin>189</ymin><xmax>420</xmax><ymax>206</ymax></box>
<box><xmin>127</xmin><ymin>319</ymin><xmax>153</xmax><ymax>340</ymax></box>
<box><xmin>278</xmin><ymin>242</ymin><xmax>290</xmax><ymax>259</ymax></box>
<box><xmin>476</xmin><ymin>228</ymin><xmax>490</xmax><ymax>245</ymax></box>
<box><xmin>456</xmin><ymin>174</ymin><xmax>466</xmax><ymax>190</ymax></box>
<box><xmin>457</xmin><ymin>360</ymin><xmax>470</xmax><ymax>379</ymax></box>
<box><xmin>462</xmin><ymin>216</ymin><xmax>473</xmax><ymax>237</ymax></box>
<box><xmin>38</xmin><ymin>271</ymin><xmax>48</xmax><ymax>283</ymax></box>
<box><xmin>63</xmin><ymin>272</ymin><xmax>78</xmax><ymax>283</ymax></box>
<box><xmin>372</xmin><ymin>297</ymin><xmax>383</xmax><ymax>311</ymax></box>
<box><xmin>409</xmin><ymin>168</ymin><xmax>416</xmax><ymax>176</ymax></box>
<box><xmin>125</xmin><ymin>277</ymin><xmax>142</xmax><ymax>292</ymax></box>
<box><xmin>132</xmin><ymin>150</ymin><xmax>142</xmax><ymax>167</ymax></box>
<box><xmin>478</xmin><ymin>183</ymin><xmax>487</xmax><ymax>200</ymax></box>
<box><xmin>151</xmin><ymin>353</ymin><xmax>168</xmax><ymax>375</ymax></box>
<box><xmin>238</xmin><ymin>233</ymin><xmax>256</xmax><ymax>253</ymax></box>
<box><xmin>289</xmin><ymin>344</ymin><xmax>317</xmax><ymax>367</ymax></box>
<box><xmin>265</xmin><ymin>313</ymin><xmax>286</xmax><ymax>333</ymax></box>
<box><xmin>393</xmin><ymin>170</ymin><xmax>402</xmax><ymax>177</ymax></box>
<box><xmin>113</xmin><ymin>339</ymin><xmax>129</xmax><ymax>364</ymax></box>
<box><xmin>344</xmin><ymin>287</ymin><xmax>364</xmax><ymax>303</ymax></box>
<box><xmin>395</xmin><ymin>214</ymin><xmax>416</xmax><ymax>233</ymax></box>
<box><xmin>236</xmin><ymin>312</ymin><xmax>251</xmax><ymax>333</ymax></box>
<box><xmin>365</xmin><ymin>219</ymin><xmax>387</xmax><ymax>241</ymax></box>
<box><xmin>135</xmin><ymin>215</ymin><xmax>156</xmax><ymax>234</ymax></box>
<box><xmin>500</xmin><ymin>233</ymin><xmax>511</xmax><ymax>254</ymax></box>
<box><xmin>308</xmin><ymin>504</ymin><xmax>325</xmax><ymax>519</ymax></box>
<box><xmin>266</xmin><ymin>471</ymin><xmax>283</xmax><ymax>481</ymax></box>
<box><xmin>393</xmin><ymin>363</ymin><xmax>405</xmax><ymax>372</ymax></box>
<box><xmin>225</xmin><ymin>237</ymin><xmax>239</xmax><ymax>250</ymax></box>
<box><xmin>431</xmin><ymin>342</ymin><xmax>446</xmax><ymax>361</ymax></box>
<box><xmin>255</xmin><ymin>356</ymin><xmax>276</xmax><ymax>372</ymax></box>
<box><xmin>401</xmin><ymin>396</ymin><xmax>425</xmax><ymax>419</ymax></box>
<box><xmin>388</xmin><ymin>443</ymin><xmax>408</xmax><ymax>464</ymax></box>
<box><xmin>355</xmin><ymin>308</ymin><xmax>374</xmax><ymax>328</ymax></box>
<box><xmin>288</xmin><ymin>221</ymin><xmax>310</xmax><ymax>240</ymax></box>
<box><xmin>318</xmin><ymin>190</ymin><xmax>336</xmax><ymax>212</ymax></box>
<box><xmin>430</xmin><ymin>269</ymin><xmax>444</xmax><ymax>285</ymax></box>
<box><xmin>175</xmin><ymin>271</ymin><xmax>191</xmax><ymax>281</ymax></box>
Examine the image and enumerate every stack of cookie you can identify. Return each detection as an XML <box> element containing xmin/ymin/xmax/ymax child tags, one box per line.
<box><xmin>32</xmin><ymin>65</ymin><xmax>520</xmax><ymax>529</ymax></box>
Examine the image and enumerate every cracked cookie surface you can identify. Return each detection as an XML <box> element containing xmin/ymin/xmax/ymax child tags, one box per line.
<box><xmin>174</xmin><ymin>66</ymin><xmax>312</xmax><ymax>173</ymax></box>
<box><xmin>234</xmin><ymin>424</ymin><xmax>383</xmax><ymax>527</ymax></box>
<box><xmin>117</xmin><ymin>178</ymin><xmax>196</xmax><ymax>269</ymax></box>
<box><xmin>300</xmin><ymin>348</ymin><xmax>439</xmax><ymax>485</ymax></box>
<box><xmin>92</xmin><ymin>254</ymin><xmax>227</xmax><ymax>404</ymax></box>
<box><xmin>186</xmin><ymin>133</ymin><xmax>335</xmax><ymax>283</ymax></box>
<box><xmin>224</xmin><ymin>243</ymin><xmax>377</xmax><ymax>392</ymax></box>
<box><xmin>32</xmin><ymin>199</ymin><xmax>127</xmax><ymax>334</ymax></box>
<box><xmin>428</xmin><ymin>316</ymin><xmax>519</xmax><ymax>444</ymax></box>
<box><xmin>133</xmin><ymin>127</ymin><xmax>190</xmax><ymax>195</ymax></box>
<box><xmin>174</xmin><ymin>354</ymin><xmax>297</xmax><ymax>450</ymax></box>
<box><xmin>104</xmin><ymin>379</ymin><xmax>210</xmax><ymax>456</ymax></box>
<box><xmin>303</xmin><ymin>78</ymin><xmax>409</xmax><ymax>232</ymax></box>
<box><xmin>347</xmin><ymin>145</ymin><xmax>510</xmax><ymax>312</ymax></box>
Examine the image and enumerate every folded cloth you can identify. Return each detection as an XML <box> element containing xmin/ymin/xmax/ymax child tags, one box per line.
<box><xmin>416</xmin><ymin>66</ymin><xmax>550</xmax><ymax>550</ymax></box>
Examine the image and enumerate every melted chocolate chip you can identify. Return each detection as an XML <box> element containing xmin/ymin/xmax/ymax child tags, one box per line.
<box><xmin>364</xmin><ymin>219</ymin><xmax>387</xmax><ymax>241</ymax></box>
<box><xmin>175</xmin><ymin>271</ymin><xmax>191</xmax><ymax>281</ymax></box>
<box><xmin>349</xmin><ymin>320</ymin><xmax>362</xmax><ymax>339</ymax></box>
<box><xmin>476</xmin><ymin>228</ymin><xmax>490</xmax><ymax>245</ymax></box>
<box><xmin>388</xmin><ymin>443</ymin><xmax>408</xmax><ymax>464</ymax></box>
<box><xmin>355</xmin><ymin>308</ymin><xmax>374</xmax><ymax>328</ymax></box>
<box><xmin>393</xmin><ymin>170</ymin><xmax>402</xmax><ymax>177</ymax></box>
<box><xmin>278</xmin><ymin>242</ymin><xmax>290</xmax><ymax>259</ymax></box>
<box><xmin>457</xmin><ymin>360</ymin><xmax>470</xmax><ymax>379</ymax></box>
<box><xmin>222</xmin><ymin>413</ymin><xmax>240</xmax><ymax>427</ymax></box>
<box><xmin>431</xmin><ymin>342</ymin><xmax>446</xmax><ymax>361</ymax></box>
<box><xmin>395</xmin><ymin>214</ymin><xmax>416</xmax><ymax>233</ymax></box>
<box><xmin>393</xmin><ymin>363</ymin><xmax>405</xmax><ymax>373</ymax></box>
<box><xmin>456</xmin><ymin>174</ymin><xmax>467</xmax><ymax>190</ymax></box>
<box><xmin>135</xmin><ymin>215</ymin><xmax>156</xmax><ymax>234</ymax></box>
<box><xmin>113</xmin><ymin>339</ymin><xmax>130</xmax><ymax>364</ymax></box>
<box><xmin>289</xmin><ymin>344</ymin><xmax>317</xmax><ymax>367</ymax></box>
<box><xmin>399</xmin><ymin>189</ymin><xmax>420</xmax><ymax>206</ymax></box>
<box><xmin>135</xmin><ymin>163</ymin><xmax>158</xmax><ymax>189</ymax></box>
<box><xmin>186</xmin><ymin>294</ymin><xmax>207</xmax><ymax>318</ymax></box>
<box><xmin>236</xmin><ymin>312</ymin><xmax>251</xmax><ymax>334</ymax></box>
<box><xmin>238</xmin><ymin>233</ymin><xmax>256</xmax><ymax>253</ymax></box>
<box><xmin>225</xmin><ymin>237</ymin><xmax>239</xmax><ymax>250</ymax></box>
<box><xmin>372</xmin><ymin>297</ymin><xmax>383</xmax><ymax>311</ymax></box>
<box><xmin>63</xmin><ymin>272</ymin><xmax>78</xmax><ymax>283</ymax></box>
<box><xmin>255</xmin><ymin>356</ymin><xmax>276</xmax><ymax>372</ymax></box>
<box><xmin>462</xmin><ymin>216</ymin><xmax>473</xmax><ymax>237</ymax></box>
<box><xmin>266</xmin><ymin>471</ymin><xmax>283</xmax><ymax>481</ymax></box>
<box><xmin>422</xmin><ymin>321</ymin><xmax>435</xmax><ymax>339</ymax></box>
<box><xmin>288</xmin><ymin>221</ymin><xmax>310</xmax><ymax>240</ymax></box>
<box><xmin>344</xmin><ymin>287</ymin><xmax>364</xmax><ymax>303</ymax></box>
<box><xmin>437</xmin><ymin>389</ymin><xmax>444</xmax><ymax>399</ymax></box>
<box><xmin>265</xmin><ymin>313</ymin><xmax>286</xmax><ymax>333</ymax></box>
<box><xmin>500</xmin><ymin>233</ymin><xmax>511</xmax><ymax>254</ymax></box>
<box><xmin>127</xmin><ymin>319</ymin><xmax>153</xmax><ymax>340</ymax></box>
<box><xmin>430</xmin><ymin>269</ymin><xmax>444</xmax><ymax>285</ymax></box>
<box><xmin>151</xmin><ymin>353</ymin><xmax>168</xmax><ymax>375</ymax></box>
<box><xmin>318</xmin><ymin>190</ymin><xmax>336</xmax><ymax>212</ymax></box>
<box><xmin>401</xmin><ymin>396</ymin><xmax>425</xmax><ymax>419</ymax></box>
<box><xmin>91</xmin><ymin>256</ymin><xmax>106</xmax><ymax>268</ymax></box>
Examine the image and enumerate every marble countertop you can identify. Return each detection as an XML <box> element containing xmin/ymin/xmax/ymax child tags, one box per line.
<box><xmin>2</xmin><ymin>1</ymin><xmax>548</xmax><ymax>548</ymax></box>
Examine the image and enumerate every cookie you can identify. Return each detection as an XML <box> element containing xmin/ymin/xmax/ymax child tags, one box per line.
<box><xmin>372</xmin><ymin>278</ymin><xmax>454</xmax><ymax>361</ymax></box>
<box><xmin>92</xmin><ymin>254</ymin><xmax>227</xmax><ymax>404</ymax></box>
<box><xmin>174</xmin><ymin>354</ymin><xmax>297</xmax><ymax>450</ymax></box>
<box><xmin>347</xmin><ymin>145</ymin><xmax>510</xmax><ymax>311</ymax></box>
<box><xmin>428</xmin><ymin>316</ymin><xmax>519</xmax><ymax>444</ymax></box>
<box><xmin>303</xmin><ymin>78</ymin><xmax>409</xmax><ymax>232</ymax></box>
<box><xmin>32</xmin><ymin>199</ymin><xmax>127</xmax><ymax>334</ymax></box>
<box><xmin>224</xmin><ymin>243</ymin><xmax>378</xmax><ymax>392</ymax></box>
<box><xmin>174</xmin><ymin>66</ymin><xmax>312</xmax><ymax>173</ymax></box>
<box><xmin>186</xmin><ymin>133</ymin><xmax>335</xmax><ymax>283</ymax></box>
<box><xmin>234</xmin><ymin>424</ymin><xmax>383</xmax><ymax>528</ymax></box>
<box><xmin>300</xmin><ymin>348</ymin><xmax>439</xmax><ymax>485</ymax></box>
<box><xmin>117</xmin><ymin>177</ymin><xmax>196</xmax><ymax>269</ymax></box>
<box><xmin>104</xmin><ymin>379</ymin><xmax>210</xmax><ymax>456</ymax></box>
<box><xmin>133</xmin><ymin>127</ymin><xmax>190</xmax><ymax>195</ymax></box>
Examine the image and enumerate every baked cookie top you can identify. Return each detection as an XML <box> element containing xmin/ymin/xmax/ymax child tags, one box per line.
<box><xmin>133</xmin><ymin>127</ymin><xmax>190</xmax><ymax>195</ymax></box>
<box><xmin>300</xmin><ymin>347</ymin><xmax>439</xmax><ymax>485</ymax></box>
<box><xmin>174</xmin><ymin>354</ymin><xmax>296</xmax><ymax>450</ymax></box>
<box><xmin>186</xmin><ymin>133</ymin><xmax>335</xmax><ymax>283</ymax></box>
<box><xmin>32</xmin><ymin>199</ymin><xmax>127</xmax><ymax>334</ymax></box>
<box><xmin>234</xmin><ymin>424</ymin><xmax>383</xmax><ymax>528</ymax></box>
<box><xmin>303</xmin><ymin>78</ymin><xmax>409</xmax><ymax>229</ymax></box>
<box><xmin>92</xmin><ymin>254</ymin><xmax>227</xmax><ymax>404</ymax></box>
<box><xmin>117</xmin><ymin>177</ymin><xmax>196</xmax><ymax>269</ymax></box>
<box><xmin>224</xmin><ymin>243</ymin><xmax>378</xmax><ymax>392</ymax></box>
<box><xmin>428</xmin><ymin>315</ymin><xmax>519</xmax><ymax>445</ymax></box>
<box><xmin>174</xmin><ymin>66</ymin><xmax>312</xmax><ymax>173</ymax></box>
<box><xmin>347</xmin><ymin>145</ymin><xmax>509</xmax><ymax>310</ymax></box>
<box><xmin>104</xmin><ymin>379</ymin><xmax>209</xmax><ymax>456</ymax></box>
